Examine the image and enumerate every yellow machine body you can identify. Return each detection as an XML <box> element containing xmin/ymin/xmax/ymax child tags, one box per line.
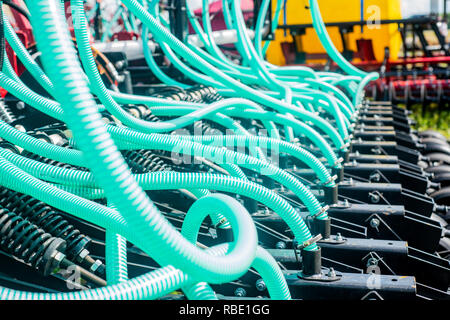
<box><xmin>266</xmin><ymin>0</ymin><xmax>403</xmax><ymax>66</ymax></box>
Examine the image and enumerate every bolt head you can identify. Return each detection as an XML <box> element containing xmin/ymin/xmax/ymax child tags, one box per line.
<box><xmin>276</xmin><ymin>241</ymin><xmax>286</xmax><ymax>249</ymax></box>
<box><xmin>370</xmin><ymin>218</ymin><xmax>380</xmax><ymax>228</ymax></box>
<box><xmin>370</xmin><ymin>194</ymin><xmax>380</xmax><ymax>203</ymax></box>
<box><xmin>256</xmin><ymin>279</ymin><xmax>266</xmax><ymax>291</ymax></box>
<box><xmin>234</xmin><ymin>288</ymin><xmax>246</xmax><ymax>297</ymax></box>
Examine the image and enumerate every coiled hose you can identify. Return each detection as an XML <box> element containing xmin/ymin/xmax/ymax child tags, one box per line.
<box><xmin>181</xmin><ymin>194</ymin><xmax>291</xmax><ymax>300</ymax></box>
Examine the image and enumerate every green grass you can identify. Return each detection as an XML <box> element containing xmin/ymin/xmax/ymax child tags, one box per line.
<box><xmin>403</xmin><ymin>104</ymin><xmax>450</xmax><ymax>138</ymax></box>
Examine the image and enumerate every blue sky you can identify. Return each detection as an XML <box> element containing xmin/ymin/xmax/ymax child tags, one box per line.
<box><xmin>402</xmin><ymin>0</ymin><xmax>444</xmax><ymax>17</ymax></box>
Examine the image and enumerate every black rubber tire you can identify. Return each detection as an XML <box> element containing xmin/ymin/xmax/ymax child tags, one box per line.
<box><xmin>431</xmin><ymin>213</ymin><xmax>448</xmax><ymax>228</ymax></box>
<box><xmin>439</xmin><ymin>237</ymin><xmax>450</xmax><ymax>259</ymax></box>
<box><xmin>431</xmin><ymin>186</ymin><xmax>450</xmax><ymax>206</ymax></box>
<box><xmin>432</xmin><ymin>173</ymin><xmax>450</xmax><ymax>188</ymax></box>
<box><xmin>427</xmin><ymin>153</ymin><xmax>450</xmax><ymax>166</ymax></box>
<box><xmin>421</xmin><ymin>138</ymin><xmax>450</xmax><ymax>146</ymax></box>
<box><xmin>422</xmin><ymin>143</ymin><xmax>450</xmax><ymax>156</ymax></box>
<box><xmin>425</xmin><ymin>165</ymin><xmax>450</xmax><ymax>174</ymax></box>
<box><xmin>419</xmin><ymin>130</ymin><xmax>448</xmax><ymax>141</ymax></box>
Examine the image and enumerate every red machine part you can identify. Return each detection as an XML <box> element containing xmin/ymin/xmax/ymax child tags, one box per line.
<box><xmin>0</xmin><ymin>1</ymin><xmax>33</xmax><ymax>98</ymax></box>
<box><xmin>111</xmin><ymin>31</ymin><xmax>140</xmax><ymax>41</ymax></box>
<box><xmin>365</xmin><ymin>55</ymin><xmax>450</xmax><ymax>105</ymax></box>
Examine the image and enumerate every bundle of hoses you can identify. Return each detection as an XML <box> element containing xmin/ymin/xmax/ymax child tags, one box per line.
<box><xmin>0</xmin><ymin>0</ymin><xmax>379</xmax><ymax>300</ymax></box>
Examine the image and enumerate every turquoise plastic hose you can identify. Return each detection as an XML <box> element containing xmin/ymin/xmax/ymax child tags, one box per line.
<box><xmin>106</xmin><ymin>203</ymin><xmax>129</xmax><ymax>285</ymax></box>
<box><xmin>0</xmin><ymin>0</ymin><xmax>367</xmax><ymax>300</ymax></box>
<box><xmin>0</xmin><ymin>57</ymin><xmax>272</xmax><ymax>162</ymax></box>
<box><xmin>0</xmin><ymin>114</ymin><xmax>328</xmax><ymax>219</ymax></box>
<box><xmin>0</xmin><ymin>145</ymin><xmax>317</xmax><ymax>248</ymax></box>
<box><xmin>0</xmin><ymin>152</ymin><xmax>287</xmax><ymax>300</ymax></box>
<box><xmin>71</xmin><ymin>1</ymin><xmax>288</xmax><ymax>137</ymax></box>
<box><xmin>0</xmin><ymin>49</ymin><xmax>330</xmax><ymax>222</ymax></box>
<box><xmin>120</xmin><ymin>0</ymin><xmax>351</xmax><ymax>142</ymax></box>
<box><xmin>178</xmin><ymin>0</ymin><xmax>352</xmax><ymax>144</ymax></box>
<box><xmin>183</xmin><ymin>282</ymin><xmax>218</xmax><ymax>300</ymax></box>
<box><xmin>141</xmin><ymin>23</ymin><xmax>189</xmax><ymax>88</ymax></box>
<box><xmin>105</xmin><ymin>230</ymin><xmax>129</xmax><ymax>285</ymax></box>
<box><xmin>3</xmin><ymin>14</ymin><xmax>55</xmax><ymax>96</ymax></box>
<box><xmin>181</xmin><ymin>195</ymin><xmax>291</xmax><ymax>299</ymax></box>
<box><xmin>1</xmin><ymin>265</ymin><xmax>188</xmax><ymax>300</ymax></box>
<box><xmin>28</xmin><ymin>0</ymin><xmax>259</xmax><ymax>285</ymax></box>
<box><xmin>109</xmin><ymin>125</ymin><xmax>328</xmax><ymax>219</ymax></box>
<box><xmin>309</xmin><ymin>0</ymin><xmax>368</xmax><ymax>78</ymax></box>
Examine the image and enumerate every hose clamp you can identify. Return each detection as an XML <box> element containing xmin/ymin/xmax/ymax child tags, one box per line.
<box><xmin>214</xmin><ymin>217</ymin><xmax>228</xmax><ymax>229</ymax></box>
<box><xmin>345</xmin><ymin>134</ymin><xmax>354</xmax><ymax>142</ymax></box>
<box><xmin>312</xmin><ymin>205</ymin><xmax>329</xmax><ymax>219</ymax></box>
<box><xmin>321</xmin><ymin>175</ymin><xmax>337</xmax><ymax>186</ymax></box>
<box><xmin>340</xmin><ymin>142</ymin><xmax>351</xmax><ymax>151</ymax></box>
<box><xmin>334</xmin><ymin>157</ymin><xmax>344</xmax><ymax>167</ymax></box>
<box><xmin>298</xmin><ymin>234</ymin><xmax>323</xmax><ymax>249</ymax></box>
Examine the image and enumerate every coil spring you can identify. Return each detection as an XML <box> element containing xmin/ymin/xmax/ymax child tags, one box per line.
<box><xmin>143</xmin><ymin>112</ymin><xmax>162</xmax><ymax>123</ymax></box>
<box><xmin>0</xmin><ymin>208</ymin><xmax>64</xmax><ymax>274</ymax></box>
<box><xmin>0</xmin><ymin>100</ymin><xmax>17</xmax><ymax>124</ymax></box>
<box><xmin>21</xmin><ymin>150</ymin><xmax>87</xmax><ymax>171</ymax></box>
<box><xmin>192</xmin><ymin>120</ymin><xmax>220</xmax><ymax>136</ymax></box>
<box><xmin>122</xmin><ymin>150</ymin><xmax>172</xmax><ymax>174</ymax></box>
<box><xmin>185</xmin><ymin>85</ymin><xmax>209</xmax><ymax>103</ymax></box>
<box><xmin>155</xmin><ymin>91</ymin><xmax>187</xmax><ymax>102</ymax></box>
<box><xmin>21</xmin><ymin>130</ymin><xmax>86</xmax><ymax>170</ymax></box>
<box><xmin>150</xmin><ymin>85</ymin><xmax>223</xmax><ymax>104</ymax></box>
<box><xmin>202</xmin><ymin>92</ymin><xmax>223</xmax><ymax>104</ymax></box>
<box><xmin>0</xmin><ymin>188</ymin><xmax>90</xmax><ymax>259</ymax></box>
<box><xmin>140</xmin><ymin>92</ymin><xmax>220</xmax><ymax>136</ymax></box>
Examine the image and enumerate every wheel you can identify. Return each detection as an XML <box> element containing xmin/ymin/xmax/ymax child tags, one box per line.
<box><xmin>419</xmin><ymin>130</ymin><xmax>448</xmax><ymax>141</ymax></box>
<box><xmin>432</xmin><ymin>173</ymin><xmax>450</xmax><ymax>188</ymax></box>
<box><xmin>422</xmin><ymin>144</ymin><xmax>450</xmax><ymax>156</ymax></box>
<box><xmin>427</xmin><ymin>153</ymin><xmax>450</xmax><ymax>166</ymax></box>
<box><xmin>431</xmin><ymin>186</ymin><xmax>450</xmax><ymax>206</ymax></box>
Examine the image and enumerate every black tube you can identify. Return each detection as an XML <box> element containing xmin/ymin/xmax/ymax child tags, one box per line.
<box><xmin>301</xmin><ymin>247</ymin><xmax>322</xmax><ymax>276</ymax></box>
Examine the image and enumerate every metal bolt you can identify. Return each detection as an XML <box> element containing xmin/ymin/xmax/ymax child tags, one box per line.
<box><xmin>370</xmin><ymin>218</ymin><xmax>380</xmax><ymax>229</ymax></box>
<box><xmin>75</xmin><ymin>249</ymin><xmax>89</xmax><ymax>263</ymax></box>
<box><xmin>234</xmin><ymin>288</ymin><xmax>246</xmax><ymax>297</ymax></box>
<box><xmin>327</xmin><ymin>268</ymin><xmax>336</xmax><ymax>278</ymax></box>
<box><xmin>115</xmin><ymin>61</ymin><xmax>125</xmax><ymax>70</ymax></box>
<box><xmin>276</xmin><ymin>241</ymin><xmax>286</xmax><ymax>249</ymax></box>
<box><xmin>256</xmin><ymin>279</ymin><xmax>266</xmax><ymax>292</ymax></box>
<box><xmin>372</xmin><ymin>147</ymin><xmax>382</xmax><ymax>155</ymax></box>
<box><xmin>370</xmin><ymin>193</ymin><xmax>380</xmax><ymax>204</ymax></box>
<box><xmin>90</xmin><ymin>260</ymin><xmax>103</xmax><ymax>273</ymax></box>
<box><xmin>16</xmin><ymin>101</ymin><xmax>25</xmax><ymax>110</ymax></box>
<box><xmin>53</xmin><ymin>252</ymin><xmax>66</xmax><ymax>265</ymax></box>
<box><xmin>370</xmin><ymin>172</ymin><xmax>381</xmax><ymax>182</ymax></box>
<box><xmin>367</xmin><ymin>258</ymin><xmax>378</xmax><ymax>267</ymax></box>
